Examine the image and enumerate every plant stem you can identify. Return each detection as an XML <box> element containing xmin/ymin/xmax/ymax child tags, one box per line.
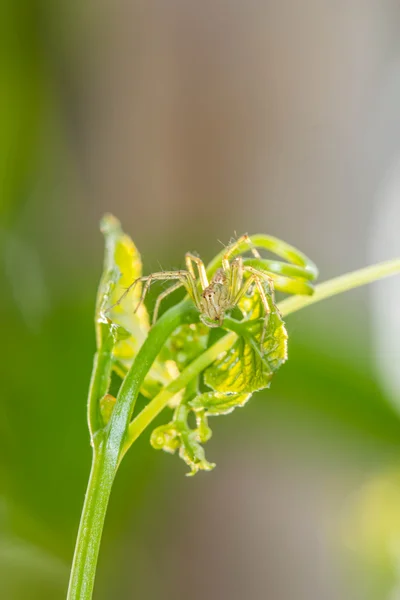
<box><xmin>278</xmin><ymin>258</ymin><xmax>400</xmax><ymax>317</ymax></box>
<box><xmin>87</xmin><ymin>338</ymin><xmax>114</xmax><ymax>445</ymax></box>
<box><xmin>66</xmin><ymin>437</ymin><xmax>114</xmax><ymax>600</ymax></box>
<box><xmin>67</xmin><ymin>300</ymin><xmax>198</xmax><ymax>600</ymax></box>
<box><xmin>104</xmin><ymin>302</ymin><xmax>197</xmax><ymax>465</ymax></box>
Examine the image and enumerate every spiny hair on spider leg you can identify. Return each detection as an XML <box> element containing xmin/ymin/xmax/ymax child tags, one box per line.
<box><xmin>217</xmin><ymin>233</ymin><xmax>243</xmax><ymax>249</ymax></box>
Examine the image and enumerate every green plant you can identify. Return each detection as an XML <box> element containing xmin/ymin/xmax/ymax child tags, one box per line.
<box><xmin>66</xmin><ymin>215</ymin><xmax>400</xmax><ymax>599</ymax></box>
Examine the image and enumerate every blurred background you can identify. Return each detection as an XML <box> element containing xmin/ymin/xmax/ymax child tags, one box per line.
<box><xmin>1</xmin><ymin>1</ymin><xmax>400</xmax><ymax>598</ymax></box>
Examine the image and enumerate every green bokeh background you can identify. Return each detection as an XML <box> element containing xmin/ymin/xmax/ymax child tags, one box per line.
<box><xmin>1</xmin><ymin>2</ymin><xmax>400</xmax><ymax>599</ymax></box>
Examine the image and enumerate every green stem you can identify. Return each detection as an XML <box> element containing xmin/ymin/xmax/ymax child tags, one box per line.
<box><xmin>104</xmin><ymin>302</ymin><xmax>197</xmax><ymax>465</ymax></box>
<box><xmin>66</xmin><ymin>437</ymin><xmax>114</xmax><ymax>599</ymax></box>
<box><xmin>87</xmin><ymin>338</ymin><xmax>113</xmax><ymax>444</ymax></box>
<box><xmin>67</xmin><ymin>300</ymin><xmax>198</xmax><ymax>600</ymax></box>
<box><xmin>278</xmin><ymin>258</ymin><xmax>400</xmax><ymax>317</ymax></box>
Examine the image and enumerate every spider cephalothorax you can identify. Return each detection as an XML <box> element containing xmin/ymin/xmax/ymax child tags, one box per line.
<box><xmin>200</xmin><ymin>268</ymin><xmax>232</xmax><ymax>327</ymax></box>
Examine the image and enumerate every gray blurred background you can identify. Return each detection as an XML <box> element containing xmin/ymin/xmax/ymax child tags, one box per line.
<box><xmin>1</xmin><ymin>1</ymin><xmax>400</xmax><ymax>598</ymax></box>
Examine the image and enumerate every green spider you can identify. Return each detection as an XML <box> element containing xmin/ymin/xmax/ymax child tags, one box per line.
<box><xmin>109</xmin><ymin>234</ymin><xmax>318</xmax><ymax>342</ymax></box>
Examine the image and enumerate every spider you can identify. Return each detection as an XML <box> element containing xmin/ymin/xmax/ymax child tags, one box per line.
<box><xmin>108</xmin><ymin>235</ymin><xmax>274</xmax><ymax>340</ymax></box>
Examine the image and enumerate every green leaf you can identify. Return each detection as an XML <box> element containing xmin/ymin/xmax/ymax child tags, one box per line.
<box><xmin>242</xmin><ymin>258</ymin><xmax>315</xmax><ymax>294</ymax></box>
<box><xmin>205</xmin><ymin>282</ymin><xmax>288</xmax><ymax>393</ymax></box>
<box><xmin>195</xmin><ymin>410</ymin><xmax>213</xmax><ymax>442</ymax></box>
<box><xmin>99</xmin><ymin>214</ymin><xmax>180</xmax><ymax>397</ymax></box>
<box><xmin>178</xmin><ymin>431</ymin><xmax>215</xmax><ymax>477</ymax></box>
<box><xmin>154</xmin><ymin>322</ymin><xmax>209</xmax><ymax>407</ymax></box>
<box><xmin>98</xmin><ymin>214</ymin><xmax>150</xmax><ymax>362</ymax></box>
<box><xmin>160</xmin><ymin>322</ymin><xmax>209</xmax><ymax>369</ymax></box>
<box><xmin>150</xmin><ymin>404</ymin><xmax>215</xmax><ymax>476</ymax></box>
<box><xmin>149</xmin><ymin>280</ymin><xmax>288</xmax><ymax>474</ymax></box>
<box><xmin>150</xmin><ymin>423</ymin><xmax>180</xmax><ymax>454</ymax></box>
<box><xmin>190</xmin><ymin>391</ymin><xmax>252</xmax><ymax>416</ymax></box>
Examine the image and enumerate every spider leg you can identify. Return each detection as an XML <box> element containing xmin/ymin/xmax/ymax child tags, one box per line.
<box><xmin>252</xmin><ymin>278</ymin><xmax>271</xmax><ymax>349</ymax></box>
<box><xmin>152</xmin><ymin>281</ymin><xmax>183</xmax><ymax>324</ymax></box>
<box><xmin>135</xmin><ymin>271</ymin><xmax>201</xmax><ymax>315</ymax></box>
<box><xmin>222</xmin><ymin>234</ymin><xmax>261</xmax><ymax>272</ymax></box>
<box><xmin>106</xmin><ymin>278</ymin><xmax>141</xmax><ymax>313</ymax></box>
<box><xmin>107</xmin><ymin>270</ymin><xmax>201</xmax><ymax>316</ymax></box>
<box><xmin>228</xmin><ymin>256</ymin><xmax>244</xmax><ymax>302</ymax></box>
<box><xmin>185</xmin><ymin>253</ymin><xmax>209</xmax><ymax>289</ymax></box>
<box><xmin>242</xmin><ymin>265</ymin><xmax>275</xmax><ymax>302</ymax></box>
<box><xmin>233</xmin><ymin>273</ymin><xmax>259</xmax><ymax>304</ymax></box>
<box><xmin>235</xmin><ymin>266</ymin><xmax>276</xmax><ymax>353</ymax></box>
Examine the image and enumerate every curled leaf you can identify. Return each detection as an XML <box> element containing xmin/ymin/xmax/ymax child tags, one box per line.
<box><xmin>99</xmin><ymin>214</ymin><xmax>180</xmax><ymax>397</ymax></box>
<box><xmin>150</xmin><ymin>404</ymin><xmax>215</xmax><ymax>476</ymax></box>
<box><xmin>190</xmin><ymin>391</ymin><xmax>252</xmax><ymax>416</ymax></box>
<box><xmin>178</xmin><ymin>432</ymin><xmax>215</xmax><ymax>477</ymax></box>
<box><xmin>150</xmin><ymin>423</ymin><xmax>180</xmax><ymax>454</ymax></box>
<box><xmin>99</xmin><ymin>214</ymin><xmax>149</xmax><ymax>364</ymax></box>
<box><xmin>195</xmin><ymin>410</ymin><xmax>213</xmax><ymax>442</ymax></box>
